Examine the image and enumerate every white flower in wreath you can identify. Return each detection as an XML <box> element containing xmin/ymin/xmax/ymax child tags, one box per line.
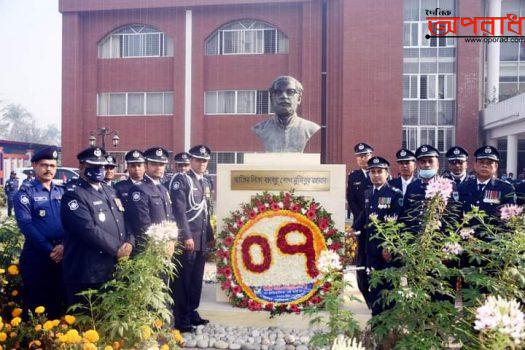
<box><xmin>233</xmin><ymin>222</ymin><xmax>238</xmax><ymax>229</ymax></box>
<box><xmin>326</xmin><ymin>238</ymin><xmax>333</xmax><ymax>245</ymax></box>
<box><xmin>301</xmin><ymin>208</ymin><xmax>307</xmax><ymax>215</ymax></box>
<box><xmin>236</xmin><ymin>293</ymin><xmax>244</xmax><ymax>298</ymax></box>
<box><xmin>278</xmin><ymin>202</ymin><xmax>284</xmax><ymax>208</ymax></box>
<box><xmin>265</xmin><ymin>203</ymin><xmax>269</xmax><ymax>207</ymax></box>
<box><xmin>317</xmin><ymin>249</ymin><xmax>342</xmax><ymax>276</ymax></box>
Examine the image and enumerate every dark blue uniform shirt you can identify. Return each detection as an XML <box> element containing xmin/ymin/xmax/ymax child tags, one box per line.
<box><xmin>14</xmin><ymin>179</ymin><xmax>65</xmax><ymax>255</ymax></box>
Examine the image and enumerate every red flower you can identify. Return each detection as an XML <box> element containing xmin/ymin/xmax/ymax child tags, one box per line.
<box><xmin>322</xmin><ymin>282</ymin><xmax>331</xmax><ymax>292</ymax></box>
<box><xmin>306</xmin><ymin>209</ymin><xmax>317</xmax><ymax>220</ymax></box>
<box><xmin>325</xmin><ymin>229</ymin><xmax>337</xmax><ymax>237</ymax></box>
<box><xmin>271</xmin><ymin>202</ymin><xmax>280</xmax><ymax>211</ymax></box>
<box><xmin>239</xmin><ymin>298</ymin><xmax>249</xmax><ymax>308</ymax></box>
<box><xmin>232</xmin><ymin>285</ymin><xmax>242</xmax><ymax>294</ymax></box>
<box><xmin>283</xmin><ymin>193</ymin><xmax>291</xmax><ymax>208</ymax></box>
<box><xmin>264</xmin><ymin>303</ymin><xmax>274</xmax><ymax>311</ymax></box>
<box><xmin>310</xmin><ymin>296</ymin><xmax>322</xmax><ymax>304</ymax></box>
<box><xmin>290</xmin><ymin>203</ymin><xmax>301</xmax><ymax>212</ymax></box>
<box><xmin>309</xmin><ymin>202</ymin><xmax>318</xmax><ymax>211</ymax></box>
<box><xmin>217</xmin><ymin>249</ymin><xmax>229</xmax><ymax>259</ymax></box>
<box><xmin>329</xmin><ymin>242</ymin><xmax>342</xmax><ymax>251</ymax></box>
<box><xmin>249</xmin><ymin>211</ymin><xmax>257</xmax><ymax>219</ymax></box>
<box><xmin>219</xmin><ymin>266</ymin><xmax>232</xmax><ymax>277</ymax></box>
<box><xmin>318</xmin><ymin>217</ymin><xmax>329</xmax><ymax>230</ymax></box>
<box><xmin>248</xmin><ymin>300</ymin><xmax>262</xmax><ymax>311</ymax></box>
<box><xmin>221</xmin><ymin>281</ymin><xmax>231</xmax><ymax>290</ymax></box>
<box><xmin>257</xmin><ymin>205</ymin><xmax>267</xmax><ymax>213</ymax></box>
<box><xmin>236</xmin><ymin>219</ymin><xmax>244</xmax><ymax>227</ymax></box>
<box><xmin>289</xmin><ymin>304</ymin><xmax>301</xmax><ymax>314</ymax></box>
<box><xmin>224</xmin><ymin>236</ymin><xmax>234</xmax><ymax>247</ymax></box>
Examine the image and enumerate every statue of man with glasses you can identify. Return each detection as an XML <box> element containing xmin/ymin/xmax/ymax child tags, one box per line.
<box><xmin>252</xmin><ymin>76</ymin><xmax>320</xmax><ymax>152</ymax></box>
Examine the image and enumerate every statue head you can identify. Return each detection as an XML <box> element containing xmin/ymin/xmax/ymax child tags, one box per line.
<box><xmin>269</xmin><ymin>76</ymin><xmax>303</xmax><ymax>118</ymax></box>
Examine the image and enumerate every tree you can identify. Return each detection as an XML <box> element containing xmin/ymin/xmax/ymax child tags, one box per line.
<box><xmin>0</xmin><ymin>103</ymin><xmax>60</xmax><ymax>145</ymax></box>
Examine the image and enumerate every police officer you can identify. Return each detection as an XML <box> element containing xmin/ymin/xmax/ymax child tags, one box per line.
<box><xmin>347</xmin><ymin>142</ymin><xmax>373</xmax><ymax>220</ymax></box>
<box><xmin>5</xmin><ymin>170</ymin><xmax>19</xmax><ymax>216</ymax></box>
<box><xmin>457</xmin><ymin>146</ymin><xmax>516</xmax><ymax>222</ymax></box>
<box><xmin>61</xmin><ymin>147</ymin><xmax>133</xmax><ymax>306</ymax></box>
<box><xmin>126</xmin><ymin>147</ymin><xmax>175</xmax><ymax>252</ymax></box>
<box><xmin>354</xmin><ymin>156</ymin><xmax>403</xmax><ymax>315</ymax></box>
<box><xmin>174</xmin><ymin>152</ymin><xmax>191</xmax><ymax>174</ymax></box>
<box><xmin>104</xmin><ymin>154</ymin><xmax>118</xmax><ymax>186</ymax></box>
<box><xmin>444</xmin><ymin>146</ymin><xmax>470</xmax><ymax>186</ymax></box>
<box><xmin>22</xmin><ymin>170</ymin><xmax>35</xmax><ymax>186</ymax></box>
<box><xmin>114</xmin><ymin>149</ymin><xmax>146</xmax><ymax>208</ymax></box>
<box><xmin>13</xmin><ymin>146</ymin><xmax>66</xmax><ymax>317</ymax></box>
<box><xmin>389</xmin><ymin>148</ymin><xmax>416</xmax><ymax>196</ymax></box>
<box><xmin>171</xmin><ymin>145</ymin><xmax>214</xmax><ymax>333</ymax></box>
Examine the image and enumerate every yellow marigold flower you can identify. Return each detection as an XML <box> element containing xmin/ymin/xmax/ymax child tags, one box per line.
<box><xmin>0</xmin><ymin>322</ymin><xmax>3</xmax><ymax>331</ymax></box>
<box><xmin>7</xmin><ymin>265</ymin><xmax>18</xmax><ymax>276</ymax></box>
<box><xmin>83</xmin><ymin>329</ymin><xmax>99</xmax><ymax>343</ymax></box>
<box><xmin>11</xmin><ymin>290</ymin><xmax>19</xmax><ymax>297</ymax></box>
<box><xmin>160</xmin><ymin>345</ymin><xmax>169</xmax><ymax>350</ymax></box>
<box><xmin>0</xmin><ymin>332</ymin><xmax>6</xmax><ymax>342</ymax></box>
<box><xmin>153</xmin><ymin>319</ymin><xmax>163</xmax><ymax>328</ymax></box>
<box><xmin>34</xmin><ymin>324</ymin><xmax>42</xmax><ymax>332</ymax></box>
<box><xmin>34</xmin><ymin>306</ymin><xmax>45</xmax><ymax>314</ymax></box>
<box><xmin>29</xmin><ymin>340</ymin><xmax>42</xmax><ymax>347</ymax></box>
<box><xmin>9</xmin><ymin>332</ymin><xmax>16</xmax><ymax>338</ymax></box>
<box><xmin>64</xmin><ymin>315</ymin><xmax>76</xmax><ymax>325</ymax></box>
<box><xmin>171</xmin><ymin>329</ymin><xmax>184</xmax><ymax>345</ymax></box>
<box><xmin>52</xmin><ymin>319</ymin><xmax>60</xmax><ymax>327</ymax></box>
<box><xmin>63</xmin><ymin>329</ymin><xmax>82</xmax><ymax>344</ymax></box>
<box><xmin>0</xmin><ymin>269</ymin><xmax>4</xmax><ymax>274</ymax></box>
<box><xmin>10</xmin><ymin>317</ymin><xmax>21</xmax><ymax>327</ymax></box>
<box><xmin>83</xmin><ymin>343</ymin><xmax>97</xmax><ymax>350</ymax></box>
<box><xmin>140</xmin><ymin>325</ymin><xmax>151</xmax><ymax>340</ymax></box>
<box><xmin>104</xmin><ymin>346</ymin><xmax>113</xmax><ymax>350</ymax></box>
<box><xmin>11</xmin><ymin>308</ymin><xmax>22</xmax><ymax>318</ymax></box>
<box><xmin>56</xmin><ymin>332</ymin><xmax>63</xmax><ymax>338</ymax></box>
<box><xmin>43</xmin><ymin>320</ymin><xmax>55</xmax><ymax>331</ymax></box>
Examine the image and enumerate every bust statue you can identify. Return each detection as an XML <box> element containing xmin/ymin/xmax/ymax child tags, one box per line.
<box><xmin>251</xmin><ymin>76</ymin><xmax>321</xmax><ymax>153</ymax></box>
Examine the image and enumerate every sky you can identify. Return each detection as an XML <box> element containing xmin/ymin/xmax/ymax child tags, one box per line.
<box><xmin>0</xmin><ymin>0</ymin><xmax>62</xmax><ymax>129</ymax></box>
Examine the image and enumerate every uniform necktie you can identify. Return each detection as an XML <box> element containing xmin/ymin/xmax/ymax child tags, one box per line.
<box><xmin>478</xmin><ymin>184</ymin><xmax>485</xmax><ymax>192</ymax></box>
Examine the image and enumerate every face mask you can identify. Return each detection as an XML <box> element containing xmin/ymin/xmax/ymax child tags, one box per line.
<box><xmin>419</xmin><ymin>168</ymin><xmax>437</xmax><ymax>179</ymax></box>
<box><xmin>84</xmin><ymin>167</ymin><xmax>105</xmax><ymax>183</ymax></box>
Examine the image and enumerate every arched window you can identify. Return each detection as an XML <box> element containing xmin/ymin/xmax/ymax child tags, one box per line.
<box><xmin>205</xmin><ymin>20</ymin><xmax>289</xmax><ymax>55</ymax></box>
<box><xmin>98</xmin><ymin>24</ymin><xmax>174</xmax><ymax>59</ymax></box>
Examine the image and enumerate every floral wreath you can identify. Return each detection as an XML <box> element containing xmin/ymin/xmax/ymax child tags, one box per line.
<box><xmin>216</xmin><ymin>191</ymin><xmax>345</xmax><ymax>315</ymax></box>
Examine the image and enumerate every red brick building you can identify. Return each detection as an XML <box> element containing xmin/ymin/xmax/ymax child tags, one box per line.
<box><xmin>60</xmin><ymin>0</ymin><xmax>483</xmax><ymax>173</ymax></box>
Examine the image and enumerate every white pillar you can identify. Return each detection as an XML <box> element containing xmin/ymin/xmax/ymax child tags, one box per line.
<box><xmin>184</xmin><ymin>9</ymin><xmax>192</xmax><ymax>151</ymax></box>
<box><xmin>486</xmin><ymin>0</ymin><xmax>502</xmax><ymax>104</ymax></box>
<box><xmin>507</xmin><ymin>134</ymin><xmax>518</xmax><ymax>176</ymax></box>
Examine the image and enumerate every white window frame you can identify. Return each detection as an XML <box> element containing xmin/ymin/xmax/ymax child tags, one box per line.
<box><xmin>98</xmin><ymin>25</ymin><xmax>172</xmax><ymax>59</ymax></box>
<box><xmin>403</xmin><ymin>21</ymin><xmax>456</xmax><ymax>49</ymax></box>
<box><xmin>204</xmin><ymin>90</ymin><xmax>271</xmax><ymax>115</ymax></box>
<box><xmin>402</xmin><ymin>126</ymin><xmax>455</xmax><ymax>152</ymax></box>
<box><xmin>97</xmin><ymin>92</ymin><xmax>173</xmax><ymax>116</ymax></box>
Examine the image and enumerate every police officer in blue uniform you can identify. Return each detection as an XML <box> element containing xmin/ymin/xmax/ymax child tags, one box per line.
<box><xmin>5</xmin><ymin>171</ymin><xmax>20</xmax><ymax>216</ymax></box>
<box><xmin>170</xmin><ymin>145</ymin><xmax>214</xmax><ymax>333</ymax></box>
<box><xmin>104</xmin><ymin>154</ymin><xmax>118</xmax><ymax>186</ymax></box>
<box><xmin>22</xmin><ymin>170</ymin><xmax>35</xmax><ymax>186</ymax></box>
<box><xmin>457</xmin><ymin>146</ymin><xmax>516</xmax><ymax>224</ymax></box>
<box><xmin>114</xmin><ymin>149</ymin><xmax>146</xmax><ymax>208</ymax></box>
<box><xmin>444</xmin><ymin>146</ymin><xmax>470</xmax><ymax>186</ymax></box>
<box><xmin>389</xmin><ymin>148</ymin><xmax>416</xmax><ymax>196</ymax></box>
<box><xmin>61</xmin><ymin>147</ymin><xmax>133</xmax><ymax>306</ymax></box>
<box><xmin>354</xmin><ymin>156</ymin><xmax>403</xmax><ymax>315</ymax></box>
<box><xmin>126</xmin><ymin>147</ymin><xmax>175</xmax><ymax>253</ymax></box>
<box><xmin>174</xmin><ymin>152</ymin><xmax>191</xmax><ymax>174</ymax></box>
<box><xmin>14</xmin><ymin>146</ymin><xmax>66</xmax><ymax>317</ymax></box>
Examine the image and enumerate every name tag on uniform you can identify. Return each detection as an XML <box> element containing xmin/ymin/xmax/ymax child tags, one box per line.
<box><xmin>483</xmin><ymin>190</ymin><xmax>501</xmax><ymax>204</ymax></box>
<box><xmin>92</xmin><ymin>200</ymin><xmax>103</xmax><ymax>206</ymax></box>
<box><xmin>34</xmin><ymin>196</ymin><xmax>48</xmax><ymax>202</ymax></box>
<box><xmin>378</xmin><ymin>197</ymin><xmax>391</xmax><ymax>209</ymax></box>
<box><xmin>114</xmin><ymin>198</ymin><xmax>125</xmax><ymax>212</ymax></box>
<box><xmin>353</xmin><ymin>181</ymin><xmax>361</xmax><ymax>185</ymax></box>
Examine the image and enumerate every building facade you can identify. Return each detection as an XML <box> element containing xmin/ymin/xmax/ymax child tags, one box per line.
<box><xmin>60</xmin><ymin>0</ymin><xmax>484</xmax><ymax>174</ymax></box>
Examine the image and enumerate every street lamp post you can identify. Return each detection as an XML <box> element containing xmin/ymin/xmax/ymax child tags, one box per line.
<box><xmin>88</xmin><ymin>127</ymin><xmax>120</xmax><ymax>149</ymax></box>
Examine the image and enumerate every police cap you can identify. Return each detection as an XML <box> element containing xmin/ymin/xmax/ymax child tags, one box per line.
<box><xmin>189</xmin><ymin>145</ymin><xmax>211</xmax><ymax>160</ymax></box>
<box><xmin>31</xmin><ymin>146</ymin><xmax>59</xmax><ymax>163</ymax></box>
<box><xmin>367</xmin><ymin>156</ymin><xmax>390</xmax><ymax>169</ymax></box>
<box><xmin>174</xmin><ymin>152</ymin><xmax>191</xmax><ymax>164</ymax></box>
<box><xmin>474</xmin><ymin>145</ymin><xmax>500</xmax><ymax>162</ymax></box>
<box><xmin>354</xmin><ymin>142</ymin><xmax>373</xmax><ymax>155</ymax></box>
<box><xmin>446</xmin><ymin>146</ymin><xmax>468</xmax><ymax>161</ymax></box>
<box><xmin>396</xmin><ymin>148</ymin><xmax>416</xmax><ymax>162</ymax></box>
<box><xmin>415</xmin><ymin>144</ymin><xmax>440</xmax><ymax>159</ymax></box>
<box><xmin>77</xmin><ymin>147</ymin><xmax>108</xmax><ymax>165</ymax></box>
<box><xmin>125</xmin><ymin>149</ymin><xmax>145</xmax><ymax>164</ymax></box>
<box><xmin>144</xmin><ymin>147</ymin><xmax>169</xmax><ymax>164</ymax></box>
<box><xmin>105</xmin><ymin>155</ymin><xmax>117</xmax><ymax>167</ymax></box>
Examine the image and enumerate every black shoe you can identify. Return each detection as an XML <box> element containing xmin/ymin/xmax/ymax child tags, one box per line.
<box><xmin>177</xmin><ymin>325</ymin><xmax>196</xmax><ymax>333</ymax></box>
<box><xmin>191</xmin><ymin>318</ymin><xmax>210</xmax><ymax>326</ymax></box>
